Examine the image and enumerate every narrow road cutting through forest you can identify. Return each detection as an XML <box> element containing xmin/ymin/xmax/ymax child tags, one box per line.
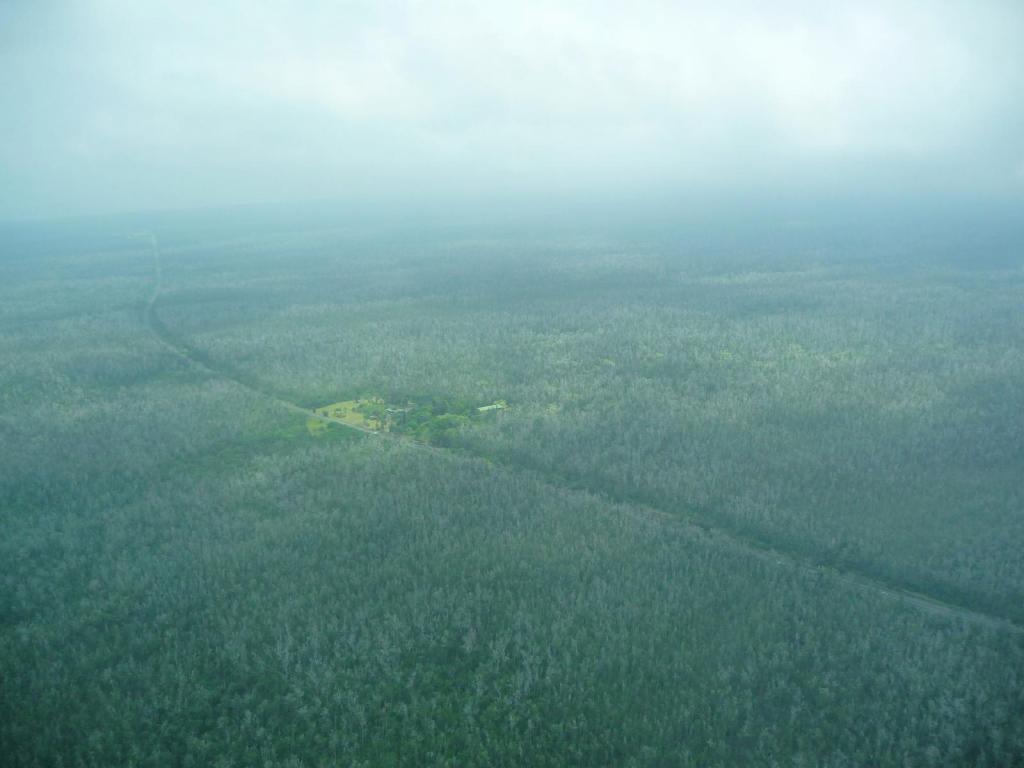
<box><xmin>139</xmin><ymin>232</ymin><xmax>1024</xmax><ymax>637</ymax></box>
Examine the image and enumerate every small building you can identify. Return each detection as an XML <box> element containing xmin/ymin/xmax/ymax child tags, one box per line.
<box><xmin>477</xmin><ymin>400</ymin><xmax>508</xmax><ymax>413</ymax></box>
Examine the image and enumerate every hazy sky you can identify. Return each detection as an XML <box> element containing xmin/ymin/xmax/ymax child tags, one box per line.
<box><xmin>2</xmin><ymin>0</ymin><xmax>1023</xmax><ymax>220</ymax></box>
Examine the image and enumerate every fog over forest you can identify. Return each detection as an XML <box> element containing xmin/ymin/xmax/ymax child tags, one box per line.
<box><xmin>2</xmin><ymin>0</ymin><xmax>1024</xmax><ymax>219</ymax></box>
<box><xmin>2</xmin><ymin>3</ymin><xmax>1024</xmax><ymax>767</ymax></box>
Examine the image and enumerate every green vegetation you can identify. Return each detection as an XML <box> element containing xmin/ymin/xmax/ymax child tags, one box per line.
<box><xmin>387</xmin><ymin>395</ymin><xmax>507</xmax><ymax>445</ymax></box>
<box><xmin>2</xmin><ymin>215</ymin><xmax>1023</xmax><ymax>766</ymax></box>
<box><xmin>316</xmin><ymin>398</ymin><xmax>388</xmax><ymax>431</ymax></box>
<box><xmin>313</xmin><ymin>394</ymin><xmax>511</xmax><ymax>444</ymax></box>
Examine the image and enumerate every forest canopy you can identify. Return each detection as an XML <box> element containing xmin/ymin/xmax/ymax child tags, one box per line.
<box><xmin>2</xmin><ymin>211</ymin><xmax>1023</xmax><ymax>766</ymax></box>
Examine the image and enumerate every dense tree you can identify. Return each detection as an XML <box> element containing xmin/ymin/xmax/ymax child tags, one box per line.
<box><xmin>2</xmin><ymin>217</ymin><xmax>1023</xmax><ymax>766</ymax></box>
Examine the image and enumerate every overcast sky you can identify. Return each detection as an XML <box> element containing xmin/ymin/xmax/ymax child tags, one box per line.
<box><xmin>2</xmin><ymin>0</ymin><xmax>1023</xmax><ymax>220</ymax></box>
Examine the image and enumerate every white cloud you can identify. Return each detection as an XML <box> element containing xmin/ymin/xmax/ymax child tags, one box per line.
<box><xmin>2</xmin><ymin>0</ymin><xmax>1023</xmax><ymax>217</ymax></box>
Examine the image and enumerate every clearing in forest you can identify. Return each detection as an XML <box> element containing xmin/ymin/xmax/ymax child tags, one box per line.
<box><xmin>309</xmin><ymin>394</ymin><xmax>509</xmax><ymax>441</ymax></box>
<box><xmin>314</xmin><ymin>398</ymin><xmax>388</xmax><ymax>431</ymax></box>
